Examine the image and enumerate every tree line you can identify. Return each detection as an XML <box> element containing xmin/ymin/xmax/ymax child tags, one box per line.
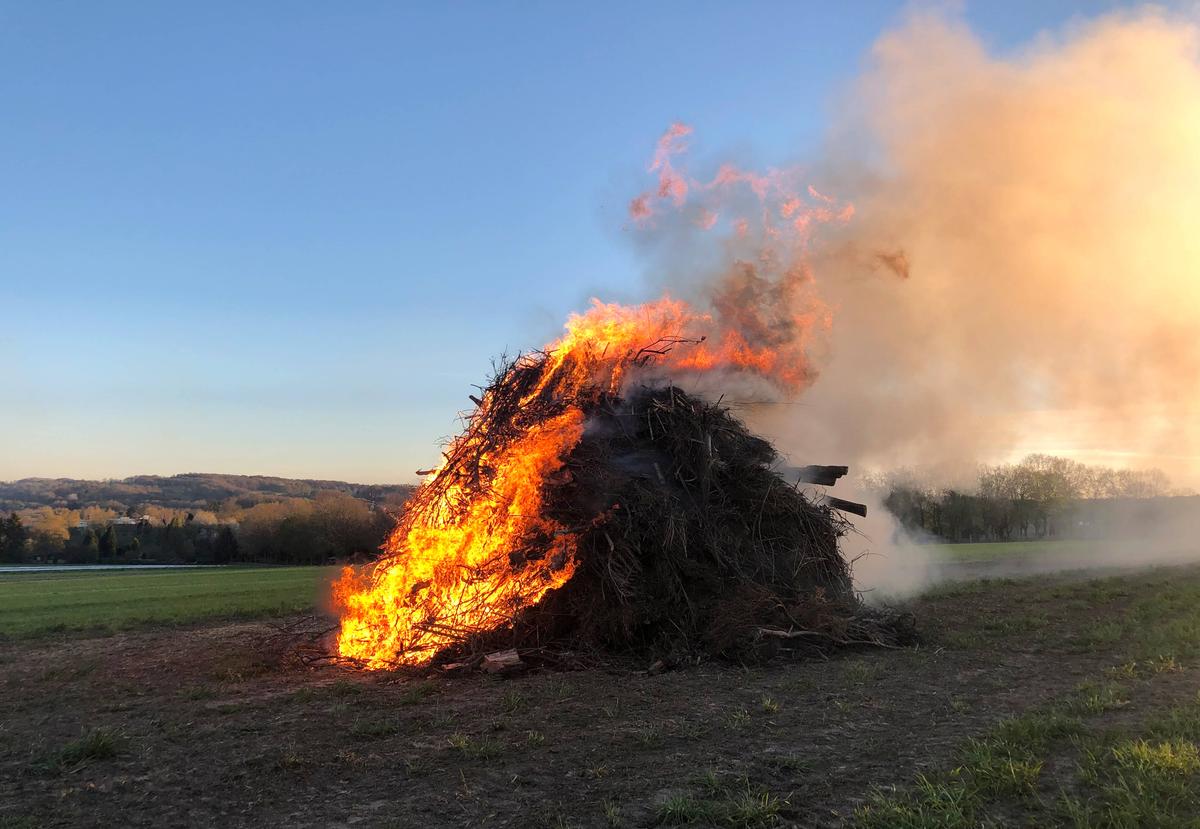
<box><xmin>4</xmin><ymin>490</ymin><xmax>397</xmax><ymax>565</ymax></box>
<box><xmin>867</xmin><ymin>454</ymin><xmax>1188</xmax><ymax>543</ymax></box>
<box><xmin>0</xmin><ymin>473</ymin><xmax>414</xmax><ymax>513</ymax></box>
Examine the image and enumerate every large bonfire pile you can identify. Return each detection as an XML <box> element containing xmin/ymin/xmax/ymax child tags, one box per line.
<box><xmin>333</xmin><ymin>299</ymin><xmax>907</xmax><ymax>670</ymax></box>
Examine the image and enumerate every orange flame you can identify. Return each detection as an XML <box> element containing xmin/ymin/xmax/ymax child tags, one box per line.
<box><xmin>334</xmin><ymin>406</ymin><xmax>585</xmax><ymax>668</ymax></box>
<box><xmin>333</xmin><ymin>296</ymin><xmax>825</xmax><ymax>667</ymax></box>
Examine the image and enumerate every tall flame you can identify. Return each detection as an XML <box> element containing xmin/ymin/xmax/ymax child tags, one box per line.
<box><xmin>332</xmin><ymin>297</ymin><xmax>819</xmax><ymax>667</ymax></box>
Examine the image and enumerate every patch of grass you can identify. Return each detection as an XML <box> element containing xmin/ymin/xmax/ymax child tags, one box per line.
<box><xmin>981</xmin><ymin>611</ymin><xmax>1049</xmax><ymax>638</ymax></box>
<box><xmin>694</xmin><ymin>767</ymin><xmax>725</xmax><ymax>793</ymax></box>
<box><xmin>403</xmin><ymin>755</ymin><xmax>432</xmax><ymax>777</ymax></box>
<box><xmin>656</xmin><ymin>777</ymin><xmax>783</xmax><ymax>827</ymax></box>
<box><xmin>525</xmin><ymin>729</ymin><xmax>545</xmax><ymax>747</ymax></box>
<box><xmin>602</xmin><ymin>798</ymin><xmax>621</xmax><ymax>826</ymax></box>
<box><xmin>1061</xmin><ymin>737</ymin><xmax>1200</xmax><ymax>826</ymax></box>
<box><xmin>1105</xmin><ymin>661</ymin><xmax>1139</xmax><ymax>680</ymax></box>
<box><xmin>843</xmin><ymin>660</ymin><xmax>880</xmax><ymax>685</ymax></box>
<box><xmin>325</xmin><ymin>678</ymin><xmax>366</xmax><ymax>697</ymax></box>
<box><xmin>923</xmin><ymin>576</ymin><xmax>1022</xmax><ymax>600</ymax></box>
<box><xmin>180</xmin><ymin>684</ymin><xmax>219</xmax><ymax>701</ymax></box>
<box><xmin>1148</xmin><ymin>654</ymin><xmax>1183</xmax><ymax>674</ymax></box>
<box><xmin>1111</xmin><ymin>738</ymin><xmax>1200</xmax><ymax>775</ymax></box>
<box><xmin>854</xmin><ymin>776</ymin><xmax>973</xmax><ymax>829</ymax></box>
<box><xmin>956</xmin><ymin>738</ymin><xmax>1042</xmax><ymax>797</ymax></box>
<box><xmin>275</xmin><ymin>747</ymin><xmax>311</xmax><ymax>771</ymax></box>
<box><xmin>293</xmin><ymin>678</ymin><xmax>367</xmax><ymax>704</ymax></box>
<box><xmin>42</xmin><ymin>727</ymin><xmax>124</xmax><ymax>771</ymax></box>
<box><xmin>1147</xmin><ymin>695</ymin><xmax>1200</xmax><ymax>741</ymax></box>
<box><xmin>1069</xmin><ymin>681</ymin><xmax>1129</xmax><ymax>715</ymax></box>
<box><xmin>601</xmin><ymin>697</ymin><xmax>621</xmax><ymax>718</ymax></box>
<box><xmin>39</xmin><ymin>659</ymin><xmax>99</xmax><ymax>683</ymax></box>
<box><xmin>725</xmin><ymin>786</ymin><xmax>784</xmax><ymax>826</ymax></box>
<box><xmin>447</xmin><ymin>731</ymin><xmax>503</xmax><ymax>760</ymax></box>
<box><xmin>290</xmin><ymin>686</ymin><xmax>317</xmax><ymax>703</ymax></box>
<box><xmin>0</xmin><ymin>817</ymin><xmax>41</xmax><ymax>829</ymax></box>
<box><xmin>535</xmin><ymin>812</ymin><xmax>574</xmax><ymax>829</ymax></box>
<box><xmin>938</xmin><ymin>629</ymin><xmax>985</xmax><ymax>650</ymax></box>
<box><xmin>334</xmin><ymin>748</ymin><xmax>367</xmax><ymax>768</ymax></box>
<box><xmin>759</xmin><ymin>694</ymin><xmax>779</xmax><ymax>714</ymax></box>
<box><xmin>725</xmin><ymin>706</ymin><xmax>751</xmax><ymax>730</ymax></box>
<box><xmin>1079</xmin><ymin>620</ymin><xmax>1125</xmax><ymax>648</ymax></box>
<box><xmin>765</xmin><ymin>754</ymin><xmax>811</xmax><ymax>774</ymax></box>
<box><xmin>398</xmin><ymin>680</ymin><xmax>439</xmax><ymax>705</ymax></box>
<box><xmin>854</xmin><ymin>682</ymin><xmax>1105</xmax><ymax>824</ymax></box>
<box><xmin>501</xmin><ymin>688</ymin><xmax>526</xmax><ymax>714</ymax></box>
<box><xmin>349</xmin><ymin>717</ymin><xmax>401</xmax><ymax>740</ymax></box>
<box><xmin>635</xmin><ymin>724</ymin><xmax>664</xmax><ymax>747</ymax></box>
<box><xmin>655</xmin><ymin>794</ymin><xmax>719</xmax><ymax>825</ymax></box>
<box><xmin>991</xmin><ymin>710</ymin><xmax>1083</xmax><ymax>751</ymax></box>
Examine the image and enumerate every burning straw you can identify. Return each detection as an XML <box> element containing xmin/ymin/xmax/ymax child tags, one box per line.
<box><xmin>333</xmin><ymin>302</ymin><xmax>908</xmax><ymax>669</ymax></box>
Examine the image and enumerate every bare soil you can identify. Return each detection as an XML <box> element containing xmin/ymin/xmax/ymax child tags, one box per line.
<box><xmin>0</xmin><ymin>568</ymin><xmax>1189</xmax><ymax>828</ymax></box>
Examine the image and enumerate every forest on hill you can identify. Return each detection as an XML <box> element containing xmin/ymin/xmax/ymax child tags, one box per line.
<box><xmin>0</xmin><ymin>474</ymin><xmax>415</xmax><ymax>566</ymax></box>
<box><xmin>0</xmin><ymin>473</ymin><xmax>414</xmax><ymax>513</ymax></box>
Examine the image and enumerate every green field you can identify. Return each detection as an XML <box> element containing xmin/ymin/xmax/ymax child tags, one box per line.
<box><xmin>931</xmin><ymin>539</ymin><xmax>1129</xmax><ymax>560</ymax></box>
<box><xmin>0</xmin><ymin>566</ymin><xmax>336</xmax><ymax>637</ymax></box>
<box><xmin>0</xmin><ymin>541</ymin><xmax>1141</xmax><ymax>640</ymax></box>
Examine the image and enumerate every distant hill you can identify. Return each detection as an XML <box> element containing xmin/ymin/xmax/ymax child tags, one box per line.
<box><xmin>0</xmin><ymin>474</ymin><xmax>415</xmax><ymax>513</ymax></box>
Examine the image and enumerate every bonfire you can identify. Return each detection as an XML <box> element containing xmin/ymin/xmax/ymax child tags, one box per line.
<box><xmin>332</xmin><ymin>298</ymin><xmax>908</xmax><ymax>670</ymax></box>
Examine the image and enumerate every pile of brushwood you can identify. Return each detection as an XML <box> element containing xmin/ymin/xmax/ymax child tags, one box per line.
<box><xmin>443</xmin><ymin>353</ymin><xmax>913</xmax><ymax>665</ymax></box>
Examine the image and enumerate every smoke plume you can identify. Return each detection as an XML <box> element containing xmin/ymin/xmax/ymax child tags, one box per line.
<box><xmin>618</xmin><ymin>8</ymin><xmax>1200</xmax><ymax>593</ymax></box>
<box><xmin>793</xmin><ymin>8</ymin><xmax>1200</xmax><ymax>486</ymax></box>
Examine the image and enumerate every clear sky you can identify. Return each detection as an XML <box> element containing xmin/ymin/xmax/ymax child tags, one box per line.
<box><xmin>1</xmin><ymin>1</ymin><xmax>1134</xmax><ymax>483</ymax></box>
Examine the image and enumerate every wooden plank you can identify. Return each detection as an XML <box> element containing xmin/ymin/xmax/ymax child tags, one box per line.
<box><xmin>794</xmin><ymin>465</ymin><xmax>850</xmax><ymax>486</ymax></box>
<box><xmin>820</xmin><ymin>495</ymin><xmax>868</xmax><ymax>517</ymax></box>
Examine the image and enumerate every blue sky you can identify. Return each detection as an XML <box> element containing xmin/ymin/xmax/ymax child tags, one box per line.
<box><xmin>1</xmin><ymin>1</ymin><xmax>1131</xmax><ymax>483</ymax></box>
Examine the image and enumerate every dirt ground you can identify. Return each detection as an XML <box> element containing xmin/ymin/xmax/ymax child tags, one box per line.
<box><xmin>2</xmin><ymin>566</ymin><xmax>1196</xmax><ymax>828</ymax></box>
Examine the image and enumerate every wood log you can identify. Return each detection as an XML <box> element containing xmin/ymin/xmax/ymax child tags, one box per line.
<box><xmin>794</xmin><ymin>465</ymin><xmax>850</xmax><ymax>486</ymax></box>
<box><xmin>820</xmin><ymin>494</ymin><xmax>868</xmax><ymax>517</ymax></box>
<box><xmin>481</xmin><ymin>649</ymin><xmax>524</xmax><ymax>674</ymax></box>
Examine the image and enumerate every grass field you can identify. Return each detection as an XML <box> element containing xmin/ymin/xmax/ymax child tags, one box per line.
<box><xmin>5</xmin><ymin>562</ymin><xmax>1200</xmax><ymax>826</ymax></box>
<box><xmin>0</xmin><ymin>541</ymin><xmax>1135</xmax><ymax>639</ymax></box>
<box><xmin>0</xmin><ymin>566</ymin><xmax>336</xmax><ymax>637</ymax></box>
<box><xmin>930</xmin><ymin>539</ymin><xmax>1119</xmax><ymax>560</ymax></box>
<box><xmin>4</xmin><ymin>554</ymin><xmax>1200</xmax><ymax>825</ymax></box>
